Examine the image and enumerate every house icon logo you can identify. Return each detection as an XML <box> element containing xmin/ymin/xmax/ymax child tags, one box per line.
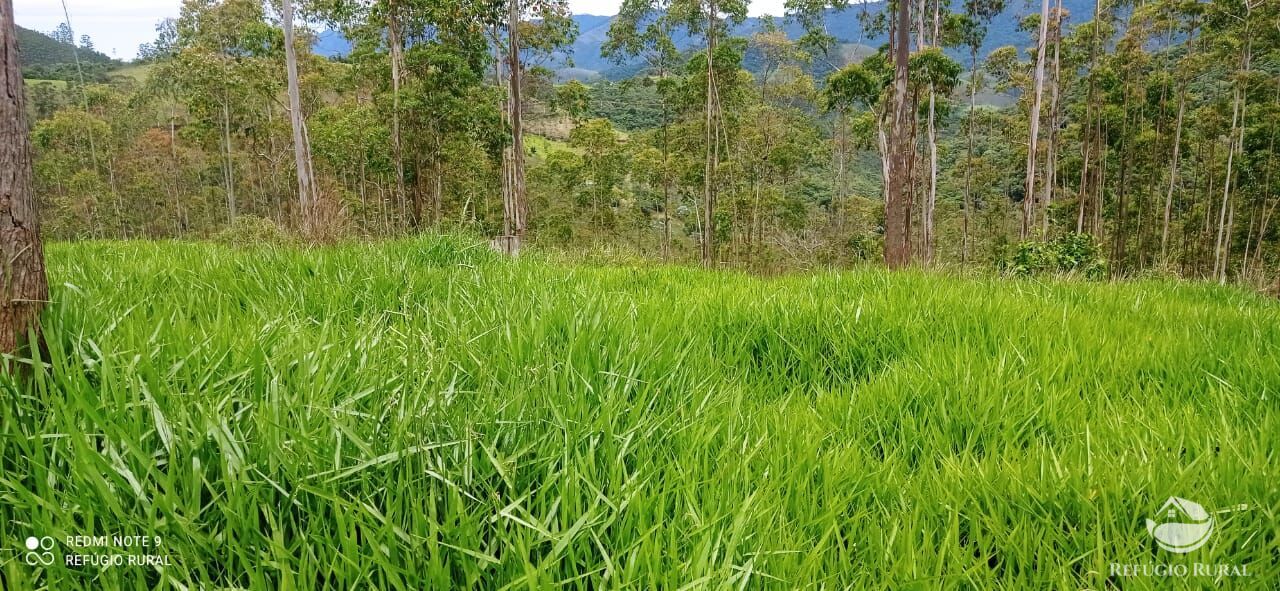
<box><xmin>1144</xmin><ymin>497</ymin><xmax>1247</xmax><ymax>554</ymax></box>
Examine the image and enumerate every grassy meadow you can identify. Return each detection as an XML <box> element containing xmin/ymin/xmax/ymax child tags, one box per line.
<box><xmin>2</xmin><ymin>235</ymin><xmax>1278</xmax><ymax>589</ymax></box>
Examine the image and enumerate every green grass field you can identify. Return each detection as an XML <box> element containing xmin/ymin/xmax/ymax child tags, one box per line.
<box><xmin>113</xmin><ymin>63</ymin><xmax>154</xmax><ymax>83</ymax></box>
<box><xmin>2</xmin><ymin>235</ymin><xmax>1278</xmax><ymax>589</ymax></box>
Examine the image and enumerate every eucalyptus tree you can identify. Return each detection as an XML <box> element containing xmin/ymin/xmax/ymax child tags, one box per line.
<box><xmin>603</xmin><ymin>0</ymin><xmax>683</xmax><ymax>258</ymax></box>
<box><xmin>734</xmin><ymin>27</ymin><xmax>819</xmax><ymax>265</ymax></box>
<box><xmin>569</xmin><ymin>118</ymin><xmax>628</xmax><ymax>231</ymax></box>
<box><xmin>309</xmin><ymin>0</ymin><xmax>412</xmax><ymax>219</ymax></box>
<box><xmin>312</xmin><ymin>0</ymin><xmax>506</xmax><ymax>230</ymax></box>
<box><xmin>1071</xmin><ymin>0</ymin><xmax>1116</xmax><ymax>237</ymax></box>
<box><xmin>402</xmin><ymin>44</ymin><xmax>503</xmax><ymax>227</ymax></box>
<box><xmin>279</xmin><ymin>0</ymin><xmax>319</xmax><ymax>232</ymax></box>
<box><xmin>1202</xmin><ymin>0</ymin><xmax>1268</xmax><ymax>282</ymax></box>
<box><xmin>1039</xmin><ymin>0</ymin><xmax>1066</xmax><ymax>237</ymax></box>
<box><xmin>1153</xmin><ymin>0</ymin><xmax>1205</xmax><ymax>261</ymax></box>
<box><xmin>1022</xmin><ymin>0</ymin><xmax>1052</xmax><ymax>238</ymax></box>
<box><xmin>824</xmin><ymin>53</ymin><xmax>891</xmax><ymax>215</ymax></box>
<box><xmin>887</xmin><ymin>0</ymin><xmax>915</xmax><ymax>267</ymax></box>
<box><xmin>955</xmin><ymin>0</ymin><xmax>1005</xmax><ymax>261</ymax></box>
<box><xmin>160</xmin><ymin>0</ymin><xmax>279</xmax><ymax>222</ymax></box>
<box><xmin>486</xmin><ymin>0</ymin><xmax>575</xmax><ymax>254</ymax></box>
<box><xmin>916</xmin><ymin>0</ymin><xmax>966</xmax><ymax>264</ymax></box>
<box><xmin>912</xmin><ymin>47</ymin><xmax>962</xmax><ymax>263</ymax></box>
<box><xmin>792</xmin><ymin>0</ymin><xmax>915</xmax><ymax>268</ymax></box>
<box><xmin>662</xmin><ymin>0</ymin><xmax>749</xmax><ymax>266</ymax></box>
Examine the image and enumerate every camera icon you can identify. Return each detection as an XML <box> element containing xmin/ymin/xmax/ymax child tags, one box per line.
<box><xmin>23</xmin><ymin>536</ymin><xmax>55</xmax><ymax>566</ymax></box>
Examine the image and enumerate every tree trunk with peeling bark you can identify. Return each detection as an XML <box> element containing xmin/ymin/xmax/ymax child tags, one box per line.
<box><xmin>1</xmin><ymin>0</ymin><xmax>49</xmax><ymax>358</ymax></box>
<box><xmin>1022</xmin><ymin>0</ymin><xmax>1051</xmax><ymax>238</ymax></box>
<box><xmin>963</xmin><ymin>42</ymin><xmax>979</xmax><ymax>263</ymax></box>
<box><xmin>922</xmin><ymin>0</ymin><xmax>941</xmax><ymax>265</ymax></box>
<box><xmin>701</xmin><ymin>0</ymin><xmax>720</xmax><ymax>267</ymax></box>
<box><xmin>1040</xmin><ymin>0</ymin><xmax>1062</xmax><ymax>237</ymax></box>
<box><xmin>387</xmin><ymin>2</ymin><xmax>406</xmax><ymax>227</ymax></box>
<box><xmin>498</xmin><ymin>0</ymin><xmax>527</xmax><ymax>255</ymax></box>
<box><xmin>885</xmin><ymin>0</ymin><xmax>913</xmax><ymax>268</ymax></box>
<box><xmin>282</xmin><ymin>0</ymin><xmax>317</xmax><ymax>233</ymax></box>
<box><xmin>1161</xmin><ymin>81</ymin><xmax>1187</xmax><ymax>261</ymax></box>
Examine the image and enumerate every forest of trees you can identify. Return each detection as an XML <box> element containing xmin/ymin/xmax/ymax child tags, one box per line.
<box><xmin>16</xmin><ymin>0</ymin><xmax>1280</xmax><ymax>286</ymax></box>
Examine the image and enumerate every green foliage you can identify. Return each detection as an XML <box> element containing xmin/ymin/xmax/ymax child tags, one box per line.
<box><xmin>3</xmin><ymin>238</ymin><xmax>1278</xmax><ymax>588</ymax></box>
<box><xmin>1004</xmin><ymin>232</ymin><xmax>1108</xmax><ymax>279</ymax></box>
<box><xmin>553</xmin><ymin>79</ymin><xmax>591</xmax><ymax>121</ymax></box>
<box><xmin>585</xmin><ymin>79</ymin><xmax>666</xmax><ymax>130</ymax></box>
<box><xmin>212</xmin><ymin>214</ymin><xmax>296</xmax><ymax>246</ymax></box>
<box><xmin>15</xmin><ymin>25</ymin><xmax>117</xmax><ymax>79</ymax></box>
<box><xmin>824</xmin><ymin>60</ymin><xmax>885</xmax><ymax>111</ymax></box>
<box><xmin>909</xmin><ymin>47</ymin><xmax>963</xmax><ymax>95</ymax></box>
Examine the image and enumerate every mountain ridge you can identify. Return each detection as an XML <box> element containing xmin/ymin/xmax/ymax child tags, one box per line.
<box><xmin>310</xmin><ymin>1</ymin><xmax>1098</xmax><ymax>80</ymax></box>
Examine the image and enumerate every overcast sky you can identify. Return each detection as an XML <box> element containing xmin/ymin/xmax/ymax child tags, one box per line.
<box><xmin>14</xmin><ymin>0</ymin><xmax>791</xmax><ymax>61</ymax></box>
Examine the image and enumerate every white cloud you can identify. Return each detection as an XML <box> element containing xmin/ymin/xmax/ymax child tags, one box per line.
<box><xmin>13</xmin><ymin>0</ymin><xmax>179</xmax><ymax>59</ymax></box>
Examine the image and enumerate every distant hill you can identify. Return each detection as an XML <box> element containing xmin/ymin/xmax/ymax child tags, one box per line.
<box><xmin>311</xmin><ymin>0</ymin><xmax>1098</xmax><ymax>80</ymax></box>
<box><xmin>577</xmin><ymin>0</ymin><xmax>1099</xmax><ymax>79</ymax></box>
<box><xmin>17</xmin><ymin>24</ymin><xmax>120</xmax><ymax>83</ymax></box>
<box><xmin>17</xmin><ymin>25</ymin><xmax>114</xmax><ymax>68</ymax></box>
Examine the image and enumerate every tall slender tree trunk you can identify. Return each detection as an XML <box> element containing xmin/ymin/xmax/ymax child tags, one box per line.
<box><xmin>1113</xmin><ymin>111</ymin><xmax>1130</xmax><ymax>271</ymax></box>
<box><xmin>387</xmin><ymin>2</ymin><xmax>406</xmax><ymax>228</ymax></box>
<box><xmin>1215</xmin><ymin>84</ymin><xmax>1244</xmax><ymax>282</ymax></box>
<box><xmin>499</xmin><ymin>0</ymin><xmax>527</xmax><ymax>255</ymax></box>
<box><xmin>433</xmin><ymin>159</ymin><xmax>443</xmax><ymax>224</ymax></box>
<box><xmin>1040</xmin><ymin>0</ymin><xmax>1062</xmax><ymax>237</ymax></box>
<box><xmin>835</xmin><ymin>109</ymin><xmax>846</xmax><ymax>230</ymax></box>
<box><xmin>701</xmin><ymin>0</ymin><xmax>720</xmax><ymax>267</ymax></box>
<box><xmin>1022</xmin><ymin>0</ymin><xmax>1051</xmax><ymax>238</ymax></box>
<box><xmin>168</xmin><ymin>105</ymin><xmax>185</xmax><ymax>236</ymax></box>
<box><xmin>1223</xmin><ymin>200</ymin><xmax>1235</xmax><ymax>284</ymax></box>
<box><xmin>1215</xmin><ymin>34</ymin><xmax>1250</xmax><ymax>283</ymax></box>
<box><xmin>221</xmin><ymin>95</ymin><xmax>236</xmax><ymax>222</ymax></box>
<box><xmin>922</xmin><ymin>0</ymin><xmax>940</xmax><ymax>264</ymax></box>
<box><xmin>963</xmin><ymin>47</ymin><xmax>979</xmax><ymax>263</ymax></box>
<box><xmin>1254</xmin><ymin>84</ymin><xmax>1279</xmax><ymax>274</ymax></box>
<box><xmin>0</xmin><ymin>0</ymin><xmax>49</xmax><ymax>358</ymax></box>
<box><xmin>1078</xmin><ymin>0</ymin><xmax>1105</xmax><ymax>237</ymax></box>
<box><xmin>885</xmin><ymin>0</ymin><xmax>913</xmax><ymax>268</ymax></box>
<box><xmin>660</xmin><ymin>67</ymin><xmax>672</xmax><ymax>260</ymax></box>
<box><xmin>1154</xmin><ymin>17</ymin><xmax>1183</xmax><ymax>267</ymax></box>
<box><xmin>282</xmin><ymin>0</ymin><xmax>317</xmax><ymax>233</ymax></box>
<box><xmin>1161</xmin><ymin>84</ymin><xmax>1187</xmax><ymax>261</ymax></box>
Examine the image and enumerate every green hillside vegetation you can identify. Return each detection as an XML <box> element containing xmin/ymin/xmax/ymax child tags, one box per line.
<box><xmin>113</xmin><ymin>62</ymin><xmax>155</xmax><ymax>83</ymax></box>
<box><xmin>16</xmin><ymin>25</ymin><xmax>113</xmax><ymax>66</ymax></box>
<box><xmin>17</xmin><ymin>24</ymin><xmax>119</xmax><ymax>82</ymax></box>
<box><xmin>2</xmin><ymin>236</ymin><xmax>1276</xmax><ymax>589</ymax></box>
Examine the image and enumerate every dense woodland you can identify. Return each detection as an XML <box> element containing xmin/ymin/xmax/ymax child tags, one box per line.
<box><xmin>18</xmin><ymin>0</ymin><xmax>1280</xmax><ymax>285</ymax></box>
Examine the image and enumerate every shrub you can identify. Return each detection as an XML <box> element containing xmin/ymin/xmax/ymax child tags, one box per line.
<box><xmin>212</xmin><ymin>215</ymin><xmax>295</xmax><ymax>247</ymax></box>
<box><xmin>1004</xmin><ymin>232</ymin><xmax>1107</xmax><ymax>279</ymax></box>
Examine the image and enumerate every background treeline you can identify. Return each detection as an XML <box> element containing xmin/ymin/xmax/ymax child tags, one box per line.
<box><xmin>18</xmin><ymin>0</ymin><xmax>1280</xmax><ymax>287</ymax></box>
<box><xmin>17</xmin><ymin>23</ymin><xmax>118</xmax><ymax>81</ymax></box>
